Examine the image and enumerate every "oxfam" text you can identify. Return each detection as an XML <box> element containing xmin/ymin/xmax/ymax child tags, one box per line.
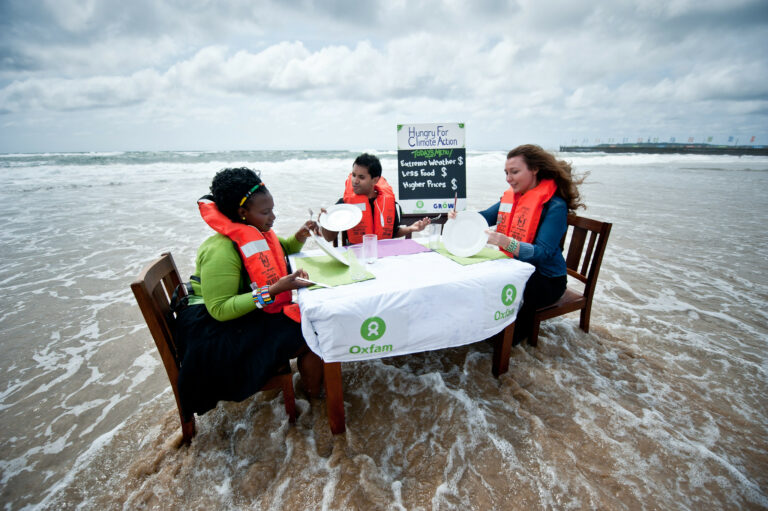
<box><xmin>349</xmin><ymin>344</ymin><xmax>393</xmax><ymax>355</ymax></box>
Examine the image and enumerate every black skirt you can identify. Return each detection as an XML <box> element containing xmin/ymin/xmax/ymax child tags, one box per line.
<box><xmin>175</xmin><ymin>304</ymin><xmax>304</xmax><ymax>416</ymax></box>
<box><xmin>514</xmin><ymin>271</ymin><xmax>568</xmax><ymax>344</ymax></box>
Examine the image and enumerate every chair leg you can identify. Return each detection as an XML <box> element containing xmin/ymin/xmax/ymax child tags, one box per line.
<box><xmin>529</xmin><ymin>318</ymin><xmax>540</xmax><ymax>347</ymax></box>
<box><xmin>180</xmin><ymin>413</ymin><xmax>196</xmax><ymax>444</ymax></box>
<box><xmin>281</xmin><ymin>374</ymin><xmax>297</xmax><ymax>423</ymax></box>
<box><xmin>580</xmin><ymin>306</ymin><xmax>591</xmax><ymax>333</ymax></box>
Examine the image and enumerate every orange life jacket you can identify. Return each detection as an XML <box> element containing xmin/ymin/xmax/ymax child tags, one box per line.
<box><xmin>198</xmin><ymin>198</ymin><xmax>300</xmax><ymax>323</ymax></box>
<box><xmin>343</xmin><ymin>175</ymin><xmax>397</xmax><ymax>244</ymax></box>
<box><xmin>496</xmin><ymin>179</ymin><xmax>558</xmax><ymax>258</ymax></box>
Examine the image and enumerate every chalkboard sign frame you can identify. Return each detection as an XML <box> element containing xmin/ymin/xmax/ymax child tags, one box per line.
<box><xmin>396</xmin><ymin>123</ymin><xmax>467</xmax><ymax>215</ymax></box>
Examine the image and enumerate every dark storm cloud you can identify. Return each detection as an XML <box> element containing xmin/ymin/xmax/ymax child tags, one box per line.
<box><xmin>0</xmin><ymin>0</ymin><xmax>766</xmax><ymax>151</ymax></box>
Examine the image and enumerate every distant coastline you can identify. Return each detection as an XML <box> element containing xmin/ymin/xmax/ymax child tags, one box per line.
<box><xmin>559</xmin><ymin>142</ymin><xmax>768</xmax><ymax>156</ymax></box>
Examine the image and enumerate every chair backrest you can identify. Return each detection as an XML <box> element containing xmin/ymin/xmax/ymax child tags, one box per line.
<box><xmin>130</xmin><ymin>252</ymin><xmax>186</xmax><ymax>401</ymax></box>
<box><xmin>562</xmin><ymin>215</ymin><xmax>612</xmax><ymax>299</ymax></box>
<box><xmin>400</xmin><ymin>213</ymin><xmax>448</xmax><ymax>239</ymax></box>
<box><xmin>333</xmin><ymin>214</ymin><xmax>447</xmax><ymax>245</ymax></box>
<box><xmin>333</xmin><ymin>230</ymin><xmax>348</xmax><ymax>247</ymax></box>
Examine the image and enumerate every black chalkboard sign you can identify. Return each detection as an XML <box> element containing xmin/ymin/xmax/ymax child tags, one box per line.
<box><xmin>397</xmin><ymin>148</ymin><xmax>466</xmax><ymax>214</ymax></box>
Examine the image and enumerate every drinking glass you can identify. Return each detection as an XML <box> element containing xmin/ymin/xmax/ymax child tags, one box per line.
<box><xmin>347</xmin><ymin>246</ymin><xmax>367</xmax><ymax>281</ymax></box>
<box><xmin>428</xmin><ymin>223</ymin><xmax>441</xmax><ymax>249</ymax></box>
<box><xmin>362</xmin><ymin>234</ymin><xmax>378</xmax><ymax>264</ymax></box>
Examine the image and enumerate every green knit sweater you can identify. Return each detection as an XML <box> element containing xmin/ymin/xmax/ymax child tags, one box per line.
<box><xmin>187</xmin><ymin>233</ymin><xmax>304</xmax><ymax>321</ymax></box>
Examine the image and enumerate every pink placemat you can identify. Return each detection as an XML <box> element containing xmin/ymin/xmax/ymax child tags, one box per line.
<box><xmin>347</xmin><ymin>238</ymin><xmax>431</xmax><ymax>258</ymax></box>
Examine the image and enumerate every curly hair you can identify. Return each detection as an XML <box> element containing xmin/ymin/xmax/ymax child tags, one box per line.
<box><xmin>353</xmin><ymin>153</ymin><xmax>382</xmax><ymax>178</ymax></box>
<box><xmin>507</xmin><ymin>144</ymin><xmax>586</xmax><ymax>212</ymax></box>
<box><xmin>209</xmin><ymin>167</ymin><xmax>267</xmax><ymax>221</ymax></box>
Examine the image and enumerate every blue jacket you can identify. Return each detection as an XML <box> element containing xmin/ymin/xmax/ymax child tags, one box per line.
<box><xmin>479</xmin><ymin>196</ymin><xmax>567</xmax><ymax>277</ymax></box>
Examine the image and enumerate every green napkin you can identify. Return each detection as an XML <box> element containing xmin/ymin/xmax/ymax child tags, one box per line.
<box><xmin>433</xmin><ymin>243</ymin><xmax>509</xmax><ymax>265</ymax></box>
<box><xmin>292</xmin><ymin>253</ymin><xmax>375</xmax><ymax>289</ymax></box>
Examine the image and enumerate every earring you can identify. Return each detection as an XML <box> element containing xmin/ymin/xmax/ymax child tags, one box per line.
<box><xmin>241</xmin><ymin>216</ymin><xmax>246</xmax><ymax>221</ymax></box>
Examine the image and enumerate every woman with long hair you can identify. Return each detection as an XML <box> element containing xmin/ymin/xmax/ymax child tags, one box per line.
<box><xmin>451</xmin><ymin>144</ymin><xmax>585</xmax><ymax>344</ymax></box>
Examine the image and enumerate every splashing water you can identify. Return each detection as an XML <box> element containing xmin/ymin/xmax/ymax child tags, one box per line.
<box><xmin>1</xmin><ymin>150</ymin><xmax>766</xmax><ymax>509</ymax></box>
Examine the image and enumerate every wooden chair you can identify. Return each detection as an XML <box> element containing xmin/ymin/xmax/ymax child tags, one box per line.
<box><xmin>329</xmin><ymin>214</ymin><xmax>448</xmax><ymax>246</ymax></box>
<box><xmin>130</xmin><ymin>252</ymin><xmax>296</xmax><ymax>444</ymax></box>
<box><xmin>529</xmin><ymin>215</ymin><xmax>612</xmax><ymax>346</ymax></box>
<box><xmin>401</xmin><ymin>213</ymin><xmax>448</xmax><ymax>239</ymax></box>
<box><xmin>330</xmin><ymin>230</ymin><xmax>348</xmax><ymax>247</ymax></box>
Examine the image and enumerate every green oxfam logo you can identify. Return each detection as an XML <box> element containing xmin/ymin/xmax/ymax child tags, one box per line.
<box><xmin>360</xmin><ymin>317</ymin><xmax>386</xmax><ymax>341</ymax></box>
<box><xmin>416</xmin><ymin>200</ymin><xmax>424</xmax><ymax>208</ymax></box>
<box><xmin>501</xmin><ymin>284</ymin><xmax>517</xmax><ymax>306</ymax></box>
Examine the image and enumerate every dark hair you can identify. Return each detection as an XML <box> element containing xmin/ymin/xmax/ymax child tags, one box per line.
<box><xmin>507</xmin><ymin>144</ymin><xmax>586</xmax><ymax>212</ymax></box>
<box><xmin>210</xmin><ymin>167</ymin><xmax>267</xmax><ymax>221</ymax></box>
<box><xmin>353</xmin><ymin>153</ymin><xmax>382</xmax><ymax>178</ymax></box>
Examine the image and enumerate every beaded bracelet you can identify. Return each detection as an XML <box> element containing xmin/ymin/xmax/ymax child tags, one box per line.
<box><xmin>505</xmin><ymin>237</ymin><xmax>519</xmax><ymax>254</ymax></box>
<box><xmin>260</xmin><ymin>287</ymin><xmax>274</xmax><ymax>306</ymax></box>
<box><xmin>252</xmin><ymin>285</ymin><xmax>275</xmax><ymax>308</ymax></box>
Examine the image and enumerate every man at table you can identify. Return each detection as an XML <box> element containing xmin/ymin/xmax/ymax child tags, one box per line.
<box><xmin>321</xmin><ymin>153</ymin><xmax>431</xmax><ymax>244</ymax></box>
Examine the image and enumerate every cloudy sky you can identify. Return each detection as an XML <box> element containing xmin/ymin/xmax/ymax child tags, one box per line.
<box><xmin>1</xmin><ymin>0</ymin><xmax>767</xmax><ymax>153</ymax></box>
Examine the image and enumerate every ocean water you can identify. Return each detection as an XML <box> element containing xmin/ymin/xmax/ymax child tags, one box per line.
<box><xmin>0</xmin><ymin>150</ymin><xmax>766</xmax><ymax>510</ymax></box>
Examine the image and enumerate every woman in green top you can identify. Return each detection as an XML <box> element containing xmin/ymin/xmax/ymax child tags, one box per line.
<box><xmin>176</xmin><ymin>167</ymin><xmax>323</xmax><ymax>416</ymax></box>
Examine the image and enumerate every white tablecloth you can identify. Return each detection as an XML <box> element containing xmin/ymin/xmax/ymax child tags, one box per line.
<box><xmin>289</xmin><ymin>249</ymin><xmax>535</xmax><ymax>363</ymax></box>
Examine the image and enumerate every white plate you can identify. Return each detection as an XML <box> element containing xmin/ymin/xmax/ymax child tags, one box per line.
<box><xmin>442</xmin><ymin>211</ymin><xmax>489</xmax><ymax>257</ymax></box>
<box><xmin>310</xmin><ymin>233</ymin><xmax>350</xmax><ymax>266</ymax></box>
<box><xmin>319</xmin><ymin>204</ymin><xmax>363</xmax><ymax>232</ymax></box>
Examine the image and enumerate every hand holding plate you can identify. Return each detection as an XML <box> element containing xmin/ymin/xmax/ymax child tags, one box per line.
<box><xmin>485</xmin><ymin>229</ymin><xmax>509</xmax><ymax>249</ymax></box>
<box><xmin>279</xmin><ymin>269</ymin><xmax>312</xmax><ymax>292</ymax></box>
<box><xmin>296</xmin><ymin>220</ymin><xmax>320</xmax><ymax>243</ymax></box>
